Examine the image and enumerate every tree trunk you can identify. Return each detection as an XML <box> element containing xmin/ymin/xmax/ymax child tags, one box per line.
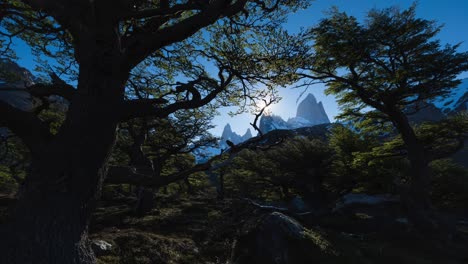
<box><xmin>1</xmin><ymin>187</ymin><xmax>96</xmax><ymax>264</ymax></box>
<box><xmin>184</xmin><ymin>177</ymin><xmax>193</xmax><ymax>194</ymax></box>
<box><xmin>135</xmin><ymin>187</ymin><xmax>155</xmax><ymax>216</ymax></box>
<box><xmin>389</xmin><ymin>109</ymin><xmax>441</xmax><ymax>233</ymax></box>
<box><xmin>0</xmin><ymin>148</ymin><xmax>114</xmax><ymax>264</ymax></box>
<box><xmin>0</xmin><ymin>69</ymin><xmax>122</xmax><ymax>262</ymax></box>
<box><xmin>217</xmin><ymin>172</ymin><xmax>225</xmax><ymax>200</ymax></box>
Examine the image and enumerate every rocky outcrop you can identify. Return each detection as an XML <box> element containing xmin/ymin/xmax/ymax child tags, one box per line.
<box><xmin>440</xmin><ymin>78</ymin><xmax>468</xmax><ymax>115</ymax></box>
<box><xmin>407</xmin><ymin>78</ymin><xmax>468</xmax><ymax>122</ymax></box>
<box><xmin>91</xmin><ymin>240</ymin><xmax>113</xmax><ymax>257</ymax></box>
<box><xmin>229</xmin><ymin>212</ymin><xmax>340</xmax><ymax>264</ymax></box>
<box><xmin>220</xmin><ymin>124</ymin><xmax>253</xmax><ymax>146</ymax></box>
<box><xmin>259</xmin><ymin>114</ymin><xmax>290</xmax><ymax>133</ymax></box>
<box><xmin>221</xmin><ymin>123</ymin><xmax>236</xmax><ymax>143</ymax></box>
<box><xmin>241</xmin><ymin>128</ymin><xmax>252</xmax><ymax>142</ymax></box>
<box><xmin>0</xmin><ymin>60</ymin><xmax>38</xmax><ymax>137</ymax></box>
<box><xmin>406</xmin><ymin>101</ymin><xmax>446</xmax><ymax>123</ymax></box>
<box><xmin>295</xmin><ymin>93</ymin><xmax>330</xmax><ymax>125</ymax></box>
<box><xmin>0</xmin><ymin>59</ymin><xmax>36</xmax><ymax>111</ymax></box>
<box><xmin>194</xmin><ymin>124</ymin><xmax>253</xmax><ymax>161</ymax></box>
<box><xmin>333</xmin><ymin>193</ymin><xmax>400</xmax><ymax>212</ymax></box>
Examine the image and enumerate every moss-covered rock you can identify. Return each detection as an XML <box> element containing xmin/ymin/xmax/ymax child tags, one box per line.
<box><xmin>92</xmin><ymin>229</ymin><xmax>200</xmax><ymax>264</ymax></box>
<box><xmin>229</xmin><ymin>212</ymin><xmax>344</xmax><ymax>264</ymax></box>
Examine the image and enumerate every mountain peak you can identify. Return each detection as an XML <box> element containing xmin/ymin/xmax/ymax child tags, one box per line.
<box><xmin>221</xmin><ymin>123</ymin><xmax>252</xmax><ymax>146</ymax></box>
<box><xmin>304</xmin><ymin>93</ymin><xmax>317</xmax><ymax>103</ymax></box>
<box><xmin>296</xmin><ymin>93</ymin><xmax>330</xmax><ymax>124</ymax></box>
<box><xmin>0</xmin><ymin>60</ymin><xmax>36</xmax><ymax>111</ymax></box>
<box><xmin>242</xmin><ymin>128</ymin><xmax>253</xmax><ymax>141</ymax></box>
<box><xmin>222</xmin><ymin>123</ymin><xmax>232</xmax><ymax>132</ymax></box>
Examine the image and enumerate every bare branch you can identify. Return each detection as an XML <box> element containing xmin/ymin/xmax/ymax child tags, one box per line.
<box><xmin>250</xmin><ymin>97</ymin><xmax>276</xmax><ymax>137</ymax></box>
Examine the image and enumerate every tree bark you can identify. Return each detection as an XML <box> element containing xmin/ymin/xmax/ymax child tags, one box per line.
<box><xmin>0</xmin><ymin>151</ymin><xmax>114</xmax><ymax>263</ymax></box>
<box><xmin>135</xmin><ymin>187</ymin><xmax>156</xmax><ymax>216</ymax></box>
<box><xmin>1</xmin><ymin>187</ymin><xmax>97</xmax><ymax>264</ymax></box>
<box><xmin>389</xmin><ymin>109</ymin><xmax>440</xmax><ymax>233</ymax></box>
<box><xmin>217</xmin><ymin>172</ymin><xmax>225</xmax><ymax>200</ymax></box>
<box><xmin>0</xmin><ymin>67</ymin><xmax>122</xmax><ymax>263</ymax></box>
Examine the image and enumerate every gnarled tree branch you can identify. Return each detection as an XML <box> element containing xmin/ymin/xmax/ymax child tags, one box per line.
<box><xmin>0</xmin><ymin>100</ymin><xmax>52</xmax><ymax>155</ymax></box>
<box><xmin>123</xmin><ymin>0</ymin><xmax>248</xmax><ymax>69</ymax></box>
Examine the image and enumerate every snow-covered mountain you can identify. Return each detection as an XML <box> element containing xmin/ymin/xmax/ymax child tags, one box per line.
<box><xmin>194</xmin><ymin>124</ymin><xmax>253</xmax><ymax>163</ymax></box>
<box><xmin>0</xmin><ymin>60</ymin><xmax>70</xmax><ymax>138</ymax></box>
<box><xmin>259</xmin><ymin>93</ymin><xmax>331</xmax><ymax>134</ymax></box>
<box><xmin>295</xmin><ymin>93</ymin><xmax>330</xmax><ymax>124</ymax></box>
<box><xmin>0</xmin><ymin>59</ymin><xmax>37</xmax><ymax>111</ymax></box>
<box><xmin>259</xmin><ymin>115</ymin><xmax>290</xmax><ymax>133</ymax></box>
<box><xmin>407</xmin><ymin>78</ymin><xmax>468</xmax><ymax>123</ymax></box>
<box><xmin>436</xmin><ymin>78</ymin><xmax>468</xmax><ymax>114</ymax></box>
<box><xmin>220</xmin><ymin>123</ymin><xmax>253</xmax><ymax>146</ymax></box>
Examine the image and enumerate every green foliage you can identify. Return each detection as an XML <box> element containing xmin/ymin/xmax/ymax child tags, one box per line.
<box><xmin>416</xmin><ymin>112</ymin><xmax>468</xmax><ymax>159</ymax></box>
<box><xmin>430</xmin><ymin>159</ymin><xmax>468</xmax><ymax>209</ymax></box>
<box><xmin>37</xmin><ymin>104</ymin><xmax>67</xmax><ymax>135</ymax></box>
<box><xmin>354</xmin><ymin>112</ymin><xmax>468</xmax><ymax>166</ymax></box>
<box><xmin>310</xmin><ymin>5</ymin><xmax>468</xmax><ymax>119</ymax></box>
<box><xmin>300</xmin><ymin>5</ymin><xmax>468</xmax><ymax>200</ymax></box>
<box><xmin>327</xmin><ymin>114</ymin><xmax>468</xmax><ymax>196</ymax></box>
<box><xmin>328</xmin><ymin>125</ymin><xmax>409</xmax><ymax>194</ymax></box>
<box><xmin>298</xmin><ymin>4</ymin><xmax>468</xmax><ymax>143</ymax></box>
<box><xmin>0</xmin><ymin>165</ymin><xmax>17</xmax><ymax>193</ymax></box>
<box><xmin>328</xmin><ymin>125</ymin><xmax>374</xmax><ymax>189</ymax></box>
<box><xmin>225</xmin><ymin>137</ymin><xmax>333</xmax><ymax>201</ymax></box>
<box><xmin>0</xmin><ymin>133</ymin><xmax>28</xmax><ymax>194</ymax></box>
<box><xmin>110</xmin><ymin>107</ymin><xmax>217</xmax><ymax>194</ymax></box>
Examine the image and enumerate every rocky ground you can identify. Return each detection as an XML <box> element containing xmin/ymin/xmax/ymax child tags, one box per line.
<box><xmin>89</xmin><ymin>186</ymin><xmax>468</xmax><ymax>264</ymax></box>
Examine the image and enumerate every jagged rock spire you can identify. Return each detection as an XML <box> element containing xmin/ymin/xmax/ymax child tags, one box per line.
<box><xmin>295</xmin><ymin>93</ymin><xmax>330</xmax><ymax>124</ymax></box>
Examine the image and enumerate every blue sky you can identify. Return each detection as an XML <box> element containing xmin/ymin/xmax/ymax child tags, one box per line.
<box><xmin>9</xmin><ymin>0</ymin><xmax>468</xmax><ymax>136</ymax></box>
<box><xmin>212</xmin><ymin>0</ymin><xmax>468</xmax><ymax>136</ymax></box>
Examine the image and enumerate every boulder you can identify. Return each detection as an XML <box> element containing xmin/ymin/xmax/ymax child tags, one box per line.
<box><xmin>91</xmin><ymin>240</ymin><xmax>113</xmax><ymax>256</ymax></box>
<box><xmin>287</xmin><ymin>197</ymin><xmax>308</xmax><ymax>213</ymax></box>
<box><xmin>229</xmin><ymin>212</ymin><xmax>339</xmax><ymax>264</ymax></box>
<box><xmin>333</xmin><ymin>193</ymin><xmax>400</xmax><ymax>212</ymax></box>
<box><xmin>324</xmin><ymin>193</ymin><xmax>404</xmax><ymax>234</ymax></box>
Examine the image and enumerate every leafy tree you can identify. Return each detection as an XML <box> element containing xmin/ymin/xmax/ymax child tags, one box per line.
<box><xmin>295</xmin><ymin>5</ymin><xmax>468</xmax><ymax>232</ymax></box>
<box><xmin>0</xmin><ymin>1</ymin><xmax>309</xmax><ymax>262</ymax></box>
<box><xmin>430</xmin><ymin>159</ymin><xmax>468</xmax><ymax>210</ymax></box>
<box><xmin>327</xmin><ymin>125</ymin><xmax>376</xmax><ymax>193</ymax></box>
<box><xmin>225</xmin><ymin>137</ymin><xmax>333</xmax><ymax>208</ymax></box>
<box><xmin>109</xmin><ymin>107</ymin><xmax>217</xmax><ymax>215</ymax></box>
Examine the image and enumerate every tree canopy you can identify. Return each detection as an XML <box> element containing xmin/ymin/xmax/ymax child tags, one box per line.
<box><xmin>283</xmin><ymin>4</ymin><xmax>468</xmax><ymax>233</ymax></box>
<box><xmin>0</xmin><ymin>1</ymin><xmax>311</xmax><ymax>263</ymax></box>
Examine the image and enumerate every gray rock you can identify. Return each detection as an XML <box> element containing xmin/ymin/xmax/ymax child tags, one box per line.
<box><xmin>229</xmin><ymin>212</ymin><xmax>339</xmax><ymax>264</ymax></box>
<box><xmin>395</xmin><ymin>217</ymin><xmax>409</xmax><ymax>225</ymax></box>
<box><xmin>221</xmin><ymin>123</ymin><xmax>253</xmax><ymax>147</ymax></box>
<box><xmin>259</xmin><ymin>114</ymin><xmax>290</xmax><ymax>134</ymax></box>
<box><xmin>288</xmin><ymin>197</ymin><xmax>308</xmax><ymax>213</ymax></box>
<box><xmin>334</xmin><ymin>193</ymin><xmax>400</xmax><ymax>212</ymax></box>
<box><xmin>91</xmin><ymin>240</ymin><xmax>113</xmax><ymax>256</ymax></box>
<box><xmin>0</xmin><ymin>59</ymin><xmax>36</xmax><ymax>111</ymax></box>
<box><xmin>241</xmin><ymin>128</ymin><xmax>252</xmax><ymax>142</ymax></box>
<box><xmin>295</xmin><ymin>93</ymin><xmax>330</xmax><ymax>125</ymax></box>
